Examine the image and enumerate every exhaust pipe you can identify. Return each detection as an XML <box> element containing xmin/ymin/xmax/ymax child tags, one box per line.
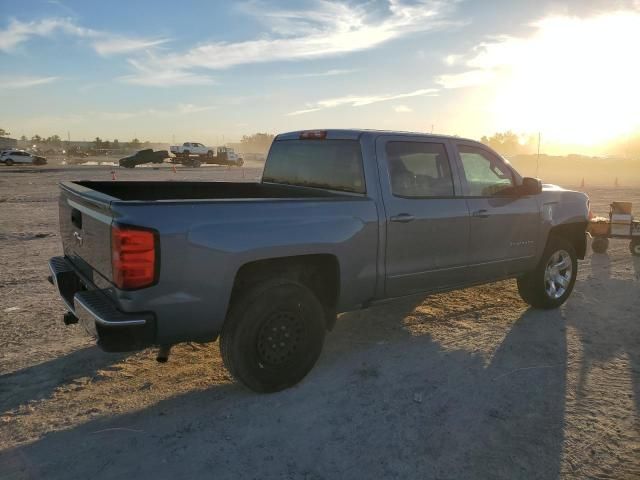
<box><xmin>63</xmin><ymin>311</ymin><xmax>79</xmax><ymax>325</ymax></box>
<box><xmin>156</xmin><ymin>344</ymin><xmax>172</xmax><ymax>363</ymax></box>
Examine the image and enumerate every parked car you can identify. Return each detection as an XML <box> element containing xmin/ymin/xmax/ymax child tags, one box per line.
<box><xmin>1</xmin><ymin>150</ymin><xmax>47</xmax><ymax>165</ymax></box>
<box><xmin>48</xmin><ymin>129</ymin><xmax>590</xmax><ymax>392</ymax></box>
<box><xmin>119</xmin><ymin>149</ymin><xmax>168</xmax><ymax>168</ymax></box>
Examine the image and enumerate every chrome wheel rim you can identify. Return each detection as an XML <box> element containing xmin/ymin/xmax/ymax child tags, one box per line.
<box><xmin>544</xmin><ymin>249</ymin><xmax>573</xmax><ymax>299</ymax></box>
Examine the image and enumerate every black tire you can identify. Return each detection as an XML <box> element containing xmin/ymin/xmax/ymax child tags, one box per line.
<box><xmin>220</xmin><ymin>279</ymin><xmax>326</xmax><ymax>393</ymax></box>
<box><xmin>592</xmin><ymin>236</ymin><xmax>609</xmax><ymax>254</ymax></box>
<box><xmin>630</xmin><ymin>239</ymin><xmax>640</xmax><ymax>256</ymax></box>
<box><xmin>236</xmin><ymin>159</ymin><xmax>244</xmax><ymax>167</ymax></box>
<box><xmin>517</xmin><ymin>235</ymin><xmax>578</xmax><ymax>309</ymax></box>
<box><xmin>5</xmin><ymin>159</ymin><xmax>13</xmax><ymax>166</ymax></box>
<box><xmin>192</xmin><ymin>159</ymin><xmax>201</xmax><ymax>168</ymax></box>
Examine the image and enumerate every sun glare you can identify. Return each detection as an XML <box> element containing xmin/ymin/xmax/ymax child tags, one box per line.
<box><xmin>488</xmin><ymin>11</ymin><xmax>640</xmax><ymax>147</ymax></box>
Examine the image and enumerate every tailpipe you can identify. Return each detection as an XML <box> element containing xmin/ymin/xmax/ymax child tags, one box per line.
<box><xmin>156</xmin><ymin>344</ymin><xmax>173</xmax><ymax>363</ymax></box>
<box><xmin>63</xmin><ymin>311</ymin><xmax>79</xmax><ymax>325</ymax></box>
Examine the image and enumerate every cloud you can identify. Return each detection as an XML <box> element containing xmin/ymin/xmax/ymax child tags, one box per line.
<box><xmin>288</xmin><ymin>88</ymin><xmax>438</xmax><ymax>115</ymax></box>
<box><xmin>0</xmin><ymin>17</ymin><xmax>169</xmax><ymax>56</ymax></box>
<box><xmin>133</xmin><ymin>0</ymin><xmax>459</xmax><ymax>74</ymax></box>
<box><xmin>118</xmin><ymin>59</ymin><xmax>215</xmax><ymax>87</ymax></box>
<box><xmin>278</xmin><ymin>68</ymin><xmax>357</xmax><ymax>79</ymax></box>
<box><xmin>92</xmin><ymin>37</ymin><xmax>170</xmax><ymax>56</ymax></box>
<box><xmin>176</xmin><ymin>103</ymin><xmax>217</xmax><ymax>114</ymax></box>
<box><xmin>0</xmin><ymin>75</ymin><xmax>59</xmax><ymax>89</ymax></box>
<box><xmin>393</xmin><ymin>104</ymin><xmax>413</xmax><ymax>113</ymax></box>
<box><xmin>96</xmin><ymin>103</ymin><xmax>217</xmax><ymax>120</ymax></box>
<box><xmin>436</xmin><ymin>69</ymin><xmax>494</xmax><ymax>88</ymax></box>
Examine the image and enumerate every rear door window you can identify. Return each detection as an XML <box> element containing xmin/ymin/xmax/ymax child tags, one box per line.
<box><xmin>385</xmin><ymin>141</ymin><xmax>454</xmax><ymax>197</ymax></box>
<box><xmin>263</xmin><ymin>140</ymin><xmax>365</xmax><ymax>193</ymax></box>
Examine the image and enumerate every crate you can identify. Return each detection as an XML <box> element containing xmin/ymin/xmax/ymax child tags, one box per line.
<box><xmin>611</xmin><ymin>223</ymin><xmax>631</xmax><ymax>236</ymax></box>
<box><xmin>588</xmin><ymin>221</ymin><xmax>610</xmax><ymax>236</ymax></box>
<box><xmin>611</xmin><ymin>201</ymin><xmax>632</xmax><ymax>215</ymax></box>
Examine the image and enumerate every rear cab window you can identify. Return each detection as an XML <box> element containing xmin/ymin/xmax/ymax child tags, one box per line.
<box><xmin>263</xmin><ymin>139</ymin><xmax>366</xmax><ymax>194</ymax></box>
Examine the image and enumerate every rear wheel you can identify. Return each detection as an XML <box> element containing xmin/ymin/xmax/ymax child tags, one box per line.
<box><xmin>5</xmin><ymin>159</ymin><xmax>13</xmax><ymax>166</ymax></box>
<box><xmin>630</xmin><ymin>239</ymin><xmax>640</xmax><ymax>256</ymax></box>
<box><xmin>517</xmin><ymin>236</ymin><xmax>578</xmax><ymax>309</ymax></box>
<box><xmin>220</xmin><ymin>279</ymin><xmax>326</xmax><ymax>393</ymax></box>
<box><xmin>592</xmin><ymin>236</ymin><xmax>609</xmax><ymax>254</ymax></box>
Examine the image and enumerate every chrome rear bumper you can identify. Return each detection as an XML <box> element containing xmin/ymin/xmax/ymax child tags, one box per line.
<box><xmin>48</xmin><ymin>256</ymin><xmax>155</xmax><ymax>351</ymax></box>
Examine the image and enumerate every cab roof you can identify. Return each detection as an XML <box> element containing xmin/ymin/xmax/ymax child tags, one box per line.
<box><xmin>274</xmin><ymin>129</ymin><xmax>478</xmax><ymax>143</ymax></box>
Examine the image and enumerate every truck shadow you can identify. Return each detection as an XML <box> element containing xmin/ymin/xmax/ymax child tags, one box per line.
<box><xmin>571</xmin><ymin>253</ymin><xmax>640</xmax><ymax>418</ymax></box>
<box><xmin>0</xmin><ymin>347</ymin><xmax>126</xmax><ymax>414</ymax></box>
<box><xmin>0</xmin><ymin>292</ymin><xmax>568</xmax><ymax>480</ymax></box>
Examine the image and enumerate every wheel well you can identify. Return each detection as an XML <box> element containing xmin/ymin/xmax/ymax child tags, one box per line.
<box><xmin>230</xmin><ymin>255</ymin><xmax>340</xmax><ymax>330</ymax></box>
<box><xmin>548</xmin><ymin>222</ymin><xmax>588</xmax><ymax>259</ymax></box>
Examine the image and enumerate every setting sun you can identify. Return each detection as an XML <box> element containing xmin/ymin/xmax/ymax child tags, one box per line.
<box><xmin>488</xmin><ymin>12</ymin><xmax>640</xmax><ymax>147</ymax></box>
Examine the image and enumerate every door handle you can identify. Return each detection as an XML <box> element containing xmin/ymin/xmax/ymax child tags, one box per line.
<box><xmin>472</xmin><ymin>209</ymin><xmax>490</xmax><ymax>218</ymax></box>
<box><xmin>390</xmin><ymin>213</ymin><xmax>415</xmax><ymax>223</ymax></box>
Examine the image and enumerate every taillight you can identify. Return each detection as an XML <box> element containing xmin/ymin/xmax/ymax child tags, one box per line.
<box><xmin>299</xmin><ymin>130</ymin><xmax>327</xmax><ymax>140</ymax></box>
<box><xmin>111</xmin><ymin>225</ymin><xmax>157</xmax><ymax>290</ymax></box>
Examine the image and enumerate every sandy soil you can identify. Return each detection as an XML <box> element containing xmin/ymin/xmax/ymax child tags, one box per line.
<box><xmin>0</xmin><ymin>165</ymin><xmax>639</xmax><ymax>479</ymax></box>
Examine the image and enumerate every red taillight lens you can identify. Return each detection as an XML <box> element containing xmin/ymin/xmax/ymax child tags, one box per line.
<box><xmin>299</xmin><ymin>130</ymin><xmax>327</xmax><ymax>140</ymax></box>
<box><xmin>111</xmin><ymin>225</ymin><xmax>157</xmax><ymax>289</ymax></box>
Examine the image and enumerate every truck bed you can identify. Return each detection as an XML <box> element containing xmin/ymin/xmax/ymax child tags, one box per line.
<box><xmin>72</xmin><ymin>181</ymin><xmax>342</xmax><ymax>201</ymax></box>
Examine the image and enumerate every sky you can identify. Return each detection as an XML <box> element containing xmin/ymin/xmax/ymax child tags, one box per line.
<box><xmin>1</xmin><ymin>0</ymin><xmax>639</xmax><ymax>153</ymax></box>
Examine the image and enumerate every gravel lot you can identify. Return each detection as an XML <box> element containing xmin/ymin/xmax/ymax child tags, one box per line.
<box><xmin>1</xmin><ymin>165</ymin><xmax>639</xmax><ymax>479</ymax></box>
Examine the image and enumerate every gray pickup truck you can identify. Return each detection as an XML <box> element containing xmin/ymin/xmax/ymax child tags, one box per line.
<box><xmin>49</xmin><ymin>129</ymin><xmax>589</xmax><ymax>392</ymax></box>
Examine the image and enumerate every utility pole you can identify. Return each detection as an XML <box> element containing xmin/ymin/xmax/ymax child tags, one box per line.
<box><xmin>536</xmin><ymin>132</ymin><xmax>541</xmax><ymax>178</ymax></box>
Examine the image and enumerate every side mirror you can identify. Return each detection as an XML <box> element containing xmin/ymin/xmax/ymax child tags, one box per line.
<box><xmin>521</xmin><ymin>177</ymin><xmax>542</xmax><ymax>195</ymax></box>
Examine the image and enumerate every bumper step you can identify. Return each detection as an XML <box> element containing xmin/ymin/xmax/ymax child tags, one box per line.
<box><xmin>48</xmin><ymin>256</ymin><xmax>156</xmax><ymax>352</ymax></box>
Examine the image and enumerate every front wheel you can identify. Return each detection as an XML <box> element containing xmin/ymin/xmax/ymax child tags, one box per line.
<box><xmin>517</xmin><ymin>236</ymin><xmax>578</xmax><ymax>309</ymax></box>
<box><xmin>630</xmin><ymin>239</ymin><xmax>640</xmax><ymax>256</ymax></box>
<box><xmin>220</xmin><ymin>279</ymin><xmax>326</xmax><ymax>393</ymax></box>
<box><xmin>5</xmin><ymin>159</ymin><xmax>13</xmax><ymax>166</ymax></box>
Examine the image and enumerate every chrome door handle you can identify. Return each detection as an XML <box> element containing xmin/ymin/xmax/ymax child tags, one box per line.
<box><xmin>390</xmin><ymin>213</ymin><xmax>415</xmax><ymax>223</ymax></box>
<box><xmin>472</xmin><ymin>209</ymin><xmax>490</xmax><ymax>218</ymax></box>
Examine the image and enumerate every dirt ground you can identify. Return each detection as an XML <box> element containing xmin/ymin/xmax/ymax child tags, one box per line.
<box><xmin>0</xmin><ymin>165</ymin><xmax>639</xmax><ymax>479</ymax></box>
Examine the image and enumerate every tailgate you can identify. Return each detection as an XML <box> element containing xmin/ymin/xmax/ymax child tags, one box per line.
<box><xmin>59</xmin><ymin>182</ymin><xmax>115</xmax><ymax>283</ymax></box>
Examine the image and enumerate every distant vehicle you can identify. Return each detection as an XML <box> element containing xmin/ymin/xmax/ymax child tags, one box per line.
<box><xmin>169</xmin><ymin>142</ymin><xmax>214</xmax><ymax>159</ymax></box>
<box><xmin>206</xmin><ymin>146</ymin><xmax>243</xmax><ymax>166</ymax></box>
<box><xmin>169</xmin><ymin>142</ymin><xmax>243</xmax><ymax>166</ymax></box>
<box><xmin>119</xmin><ymin>149</ymin><xmax>168</xmax><ymax>168</ymax></box>
<box><xmin>1</xmin><ymin>150</ymin><xmax>47</xmax><ymax>166</ymax></box>
<box><xmin>49</xmin><ymin>129</ymin><xmax>589</xmax><ymax>393</ymax></box>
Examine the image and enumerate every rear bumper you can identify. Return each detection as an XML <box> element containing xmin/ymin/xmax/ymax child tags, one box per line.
<box><xmin>48</xmin><ymin>256</ymin><xmax>157</xmax><ymax>352</ymax></box>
